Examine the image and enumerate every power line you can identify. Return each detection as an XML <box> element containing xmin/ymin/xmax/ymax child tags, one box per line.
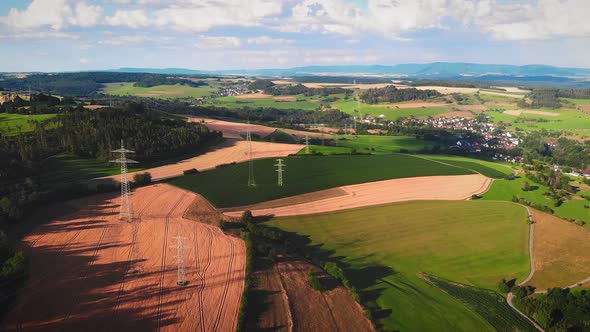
<box><xmin>110</xmin><ymin>139</ymin><xmax>138</xmax><ymax>223</ymax></box>
<box><xmin>275</xmin><ymin>158</ymin><xmax>285</xmax><ymax>187</ymax></box>
<box><xmin>304</xmin><ymin>135</ymin><xmax>310</xmax><ymax>154</ymax></box>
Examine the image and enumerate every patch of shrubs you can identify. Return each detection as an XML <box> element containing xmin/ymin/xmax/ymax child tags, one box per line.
<box><xmin>216</xmin><ymin>162</ymin><xmax>237</xmax><ymax>169</ymax></box>
<box><xmin>133</xmin><ymin>172</ymin><xmax>152</xmax><ymax>187</ymax></box>
<box><xmin>183</xmin><ymin>168</ymin><xmax>199</xmax><ymax>175</ymax></box>
<box><xmin>308</xmin><ymin>270</ymin><xmax>325</xmax><ymax>291</ymax></box>
<box><xmin>512</xmin><ymin>196</ymin><xmax>554</xmax><ymax>214</ymax></box>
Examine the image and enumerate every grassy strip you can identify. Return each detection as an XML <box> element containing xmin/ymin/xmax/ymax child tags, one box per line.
<box><xmin>425</xmin><ymin>274</ymin><xmax>537</xmax><ymax>332</ymax></box>
<box><xmin>235</xmin><ymin>231</ymin><xmax>253</xmax><ymax>332</ymax></box>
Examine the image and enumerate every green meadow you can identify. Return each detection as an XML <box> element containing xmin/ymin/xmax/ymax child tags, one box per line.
<box><xmin>205</xmin><ymin>95</ymin><xmax>326</xmax><ymax>111</ymax></box>
<box><xmin>488</xmin><ymin>108</ymin><xmax>590</xmax><ymax>136</ymax></box>
<box><xmin>103</xmin><ymin>82</ymin><xmax>218</xmax><ymax>99</ymax></box>
<box><xmin>420</xmin><ymin>155</ymin><xmax>514</xmax><ymax>179</ymax></box>
<box><xmin>268</xmin><ymin>200</ymin><xmax>531</xmax><ymax>331</ymax></box>
<box><xmin>332</xmin><ymin>99</ymin><xmax>449</xmax><ymax>120</ymax></box>
<box><xmin>332</xmin><ymin>134</ymin><xmax>439</xmax><ymax>154</ymax></box>
<box><xmin>0</xmin><ymin>112</ymin><xmax>57</xmax><ymax>135</ymax></box>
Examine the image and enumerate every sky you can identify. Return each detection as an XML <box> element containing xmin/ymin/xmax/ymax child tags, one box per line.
<box><xmin>0</xmin><ymin>0</ymin><xmax>589</xmax><ymax>72</ymax></box>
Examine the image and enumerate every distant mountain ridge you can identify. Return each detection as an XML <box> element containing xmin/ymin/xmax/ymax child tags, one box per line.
<box><xmin>112</xmin><ymin>62</ymin><xmax>590</xmax><ymax>78</ymax></box>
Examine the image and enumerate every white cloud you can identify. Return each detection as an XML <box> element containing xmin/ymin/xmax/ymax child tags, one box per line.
<box><xmin>79</xmin><ymin>57</ymin><xmax>89</xmax><ymax>64</ymax></box>
<box><xmin>195</xmin><ymin>35</ymin><xmax>242</xmax><ymax>49</ymax></box>
<box><xmin>0</xmin><ymin>31</ymin><xmax>80</xmax><ymax>39</ymax></box>
<box><xmin>98</xmin><ymin>34</ymin><xmax>176</xmax><ymax>46</ymax></box>
<box><xmin>106</xmin><ymin>9</ymin><xmax>150</xmax><ymax>28</ymax></box>
<box><xmin>0</xmin><ymin>0</ymin><xmax>102</xmax><ymax>30</ymax></box>
<box><xmin>247</xmin><ymin>36</ymin><xmax>295</xmax><ymax>45</ymax></box>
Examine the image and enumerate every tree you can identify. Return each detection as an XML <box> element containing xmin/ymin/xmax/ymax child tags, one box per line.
<box><xmin>133</xmin><ymin>172</ymin><xmax>152</xmax><ymax>187</ymax></box>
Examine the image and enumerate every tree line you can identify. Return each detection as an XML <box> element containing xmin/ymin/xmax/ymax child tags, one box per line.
<box><xmin>360</xmin><ymin>85</ymin><xmax>441</xmax><ymax>104</ymax></box>
<box><xmin>133</xmin><ymin>77</ymin><xmax>208</xmax><ymax>88</ymax></box>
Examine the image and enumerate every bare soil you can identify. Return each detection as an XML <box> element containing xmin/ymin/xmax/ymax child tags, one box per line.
<box><xmin>526</xmin><ymin>209</ymin><xmax>590</xmax><ymax>290</ymax></box>
<box><xmin>225</xmin><ymin>174</ymin><xmax>492</xmax><ymax>217</ymax></box>
<box><xmin>276</xmin><ymin>257</ymin><xmax>374</xmax><ymax>332</ymax></box>
<box><xmin>188</xmin><ymin>117</ymin><xmax>276</xmax><ymax>139</ymax></box>
<box><xmin>235</xmin><ymin>93</ymin><xmax>273</xmax><ymax>99</ymax></box>
<box><xmin>1</xmin><ymin>184</ymin><xmax>246</xmax><ymax>332</ymax></box>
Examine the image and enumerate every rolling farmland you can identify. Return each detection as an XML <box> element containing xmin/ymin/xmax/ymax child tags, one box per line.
<box><xmin>170</xmin><ymin>154</ymin><xmax>474</xmax><ymax>208</ymax></box>
<box><xmin>267</xmin><ymin>200</ymin><xmax>531</xmax><ymax>331</ymax></box>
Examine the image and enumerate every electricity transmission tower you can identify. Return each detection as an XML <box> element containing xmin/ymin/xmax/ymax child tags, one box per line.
<box><xmin>171</xmin><ymin>236</ymin><xmax>189</xmax><ymax>286</ymax></box>
<box><xmin>304</xmin><ymin>135</ymin><xmax>310</xmax><ymax>154</ymax></box>
<box><xmin>275</xmin><ymin>159</ymin><xmax>285</xmax><ymax>187</ymax></box>
<box><xmin>110</xmin><ymin>139</ymin><xmax>138</xmax><ymax>222</ymax></box>
<box><xmin>246</xmin><ymin>126</ymin><xmax>256</xmax><ymax>187</ymax></box>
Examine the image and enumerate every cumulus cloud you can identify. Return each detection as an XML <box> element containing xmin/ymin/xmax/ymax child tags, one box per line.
<box><xmin>0</xmin><ymin>31</ymin><xmax>80</xmax><ymax>39</ymax></box>
<box><xmin>106</xmin><ymin>9</ymin><xmax>150</xmax><ymax>28</ymax></box>
<box><xmin>0</xmin><ymin>0</ymin><xmax>102</xmax><ymax>30</ymax></box>
<box><xmin>79</xmin><ymin>57</ymin><xmax>89</xmax><ymax>64</ymax></box>
<box><xmin>195</xmin><ymin>35</ymin><xmax>242</xmax><ymax>49</ymax></box>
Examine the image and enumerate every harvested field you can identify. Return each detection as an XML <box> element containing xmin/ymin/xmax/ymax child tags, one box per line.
<box><xmin>276</xmin><ymin>258</ymin><xmax>373</xmax><ymax>332</ymax></box>
<box><xmin>395</xmin><ymin>85</ymin><xmax>480</xmax><ymax>94</ymax></box>
<box><xmin>280</xmin><ymin>128</ymin><xmax>332</xmax><ymax>139</ymax></box>
<box><xmin>479</xmin><ymin>90</ymin><xmax>526</xmax><ymax>99</ymax></box>
<box><xmin>381</xmin><ymin>102</ymin><xmax>448</xmax><ymax>109</ymax></box>
<box><xmin>1</xmin><ymin>184</ymin><xmax>246</xmax><ymax>332</ymax></box>
<box><xmin>236</xmin><ymin>93</ymin><xmax>273</xmax><ymax>99</ymax></box>
<box><xmin>525</xmin><ymin>209</ymin><xmax>590</xmax><ymax>290</ymax></box>
<box><xmin>273</xmin><ymin>96</ymin><xmax>297</xmax><ymax>102</ymax></box>
<box><xmin>225</xmin><ymin>174</ymin><xmax>492</xmax><ymax>217</ymax></box>
<box><xmin>94</xmin><ymin>140</ymin><xmax>304</xmax><ymax>183</ymax></box>
<box><xmin>83</xmin><ymin>105</ymin><xmax>108</xmax><ymax>110</ymax></box>
<box><xmin>504</xmin><ymin>109</ymin><xmax>560</xmax><ymax>117</ymax></box>
<box><xmin>188</xmin><ymin>117</ymin><xmax>276</xmax><ymax>139</ymax></box>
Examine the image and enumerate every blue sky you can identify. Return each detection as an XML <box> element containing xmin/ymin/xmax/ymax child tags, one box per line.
<box><xmin>0</xmin><ymin>0</ymin><xmax>589</xmax><ymax>72</ymax></box>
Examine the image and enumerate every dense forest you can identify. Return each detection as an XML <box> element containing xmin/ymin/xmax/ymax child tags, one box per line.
<box><xmin>513</xmin><ymin>287</ymin><xmax>590</xmax><ymax>331</ymax></box>
<box><xmin>294</xmin><ymin>76</ymin><xmax>392</xmax><ymax>84</ymax></box>
<box><xmin>0</xmin><ymin>93</ymin><xmax>77</xmax><ymax>114</ymax></box>
<box><xmin>265</xmin><ymin>83</ymin><xmax>351</xmax><ymax>97</ymax></box>
<box><xmin>521</xmin><ymin>131</ymin><xmax>590</xmax><ymax>168</ymax></box>
<box><xmin>0</xmin><ymin>72</ymin><xmax>215</xmax><ymax>96</ymax></box>
<box><xmin>360</xmin><ymin>85</ymin><xmax>441</xmax><ymax>104</ymax></box>
<box><xmin>518</xmin><ymin>88</ymin><xmax>590</xmax><ymax>109</ymax></box>
<box><xmin>247</xmin><ymin>79</ymin><xmax>275</xmax><ymax>91</ymax></box>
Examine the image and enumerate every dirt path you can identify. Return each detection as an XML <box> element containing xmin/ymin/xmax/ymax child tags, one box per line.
<box><xmin>1</xmin><ymin>184</ymin><xmax>246</xmax><ymax>332</ymax></box>
<box><xmin>224</xmin><ymin>174</ymin><xmax>492</xmax><ymax>218</ymax></box>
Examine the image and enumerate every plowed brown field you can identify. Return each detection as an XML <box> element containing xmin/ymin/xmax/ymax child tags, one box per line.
<box><xmin>225</xmin><ymin>174</ymin><xmax>492</xmax><ymax>217</ymax></box>
<box><xmin>189</xmin><ymin>117</ymin><xmax>276</xmax><ymax>139</ymax></box>
<box><xmin>93</xmin><ymin>140</ymin><xmax>304</xmax><ymax>183</ymax></box>
<box><xmin>1</xmin><ymin>184</ymin><xmax>246</xmax><ymax>332</ymax></box>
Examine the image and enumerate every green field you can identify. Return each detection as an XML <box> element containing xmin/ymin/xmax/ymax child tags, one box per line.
<box><xmin>40</xmin><ymin>153</ymin><xmax>145</xmax><ymax>188</ymax></box>
<box><xmin>482</xmin><ymin>176</ymin><xmax>590</xmax><ymax>223</ymax></box>
<box><xmin>296</xmin><ymin>145</ymin><xmax>353</xmax><ymax>155</ymax></box>
<box><xmin>562</xmin><ymin>98</ymin><xmax>590</xmax><ymax>105</ymax></box>
<box><xmin>332</xmin><ymin>99</ymin><xmax>449</xmax><ymax>120</ymax></box>
<box><xmin>333</xmin><ymin>135</ymin><xmax>439</xmax><ymax>154</ymax></box>
<box><xmin>205</xmin><ymin>95</ymin><xmax>326</xmax><ymax>111</ymax></box>
<box><xmin>488</xmin><ymin>108</ymin><xmax>590</xmax><ymax>136</ymax></box>
<box><xmin>420</xmin><ymin>155</ymin><xmax>514</xmax><ymax>179</ymax></box>
<box><xmin>170</xmin><ymin>154</ymin><xmax>474</xmax><ymax>208</ymax></box>
<box><xmin>103</xmin><ymin>82</ymin><xmax>218</xmax><ymax>99</ymax></box>
<box><xmin>0</xmin><ymin>113</ymin><xmax>57</xmax><ymax>135</ymax></box>
<box><xmin>267</xmin><ymin>200</ymin><xmax>530</xmax><ymax>331</ymax></box>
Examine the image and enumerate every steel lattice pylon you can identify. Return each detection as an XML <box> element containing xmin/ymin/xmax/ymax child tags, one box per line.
<box><xmin>171</xmin><ymin>236</ymin><xmax>189</xmax><ymax>286</ymax></box>
<box><xmin>110</xmin><ymin>139</ymin><xmax>138</xmax><ymax>223</ymax></box>
<box><xmin>275</xmin><ymin>158</ymin><xmax>285</xmax><ymax>187</ymax></box>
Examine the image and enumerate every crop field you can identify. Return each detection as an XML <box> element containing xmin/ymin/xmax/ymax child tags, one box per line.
<box><xmin>332</xmin><ymin>135</ymin><xmax>439</xmax><ymax>153</ymax></box>
<box><xmin>170</xmin><ymin>154</ymin><xmax>474</xmax><ymax>208</ymax></box>
<box><xmin>206</xmin><ymin>95</ymin><xmax>329</xmax><ymax>111</ymax></box>
<box><xmin>482</xmin><ymin>176</ymin><xmax>590</xmax><ymax>223</ymax></box>
<box><xmin>1</xmin><ymin>184</ymin><xmax>246</xmax><ymax>331</ymax></box>
<box><xmin>0</xmin><ymin>112</ymin><xmax>57</xmax><ymax>135</ymax></box>
<box><xmin>420</xmin><ymin>155</ymin><xmax>514</xmax><ymax>179</ymax></box>
<box><xmin>103</xmin><ymin>82</ymin><xmax>218</xmax><ymax>99</ymax></box>
<box><xmin>426</xmin><ymin>275</ymin><xmax>536</xmax><ymax>331</ymax></box>
<box><xmin>297</xmin><ymin>145</ymin><xmax>353</xmax><ymax>155</ymax></box>
<box><xmin>332</xmin><ymin>99</ymin><xmax>449</xmax><ymax>120</ymax></box>
<box><xmin>267</xmin><ymin>200</ymin><xmax>530</xmax><ymax>331</ymax></box>
<box><xmin>527</xmin><ymin>210</ymin><xmax>590</xmax><ymax>290</ymax></box>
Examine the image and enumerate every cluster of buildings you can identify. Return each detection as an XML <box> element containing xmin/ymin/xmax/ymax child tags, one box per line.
<box><xmin>193</xmin><ymin>81</ymin><xmax>249</xmax><ymax>105</ymax></box>
<box><xmin>393</xmin><ymin>115</ymin><xmax>522</xmax><ymax>153</ymax></box>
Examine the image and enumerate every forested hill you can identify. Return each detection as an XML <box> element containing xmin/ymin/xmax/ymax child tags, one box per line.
<box><xmin>0</xmin><ymin>103</ymin><xmax>221</xmax><ymax>225</ymax></box>
<box><xmin>360</xmin><ymin>85</ymin><xmax>442</xmax><ymax>104</ymax></box>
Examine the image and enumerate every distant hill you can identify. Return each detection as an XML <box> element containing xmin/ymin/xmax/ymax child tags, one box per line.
<box><xmin>110</xmin><ymin>62</ymin><xmax>590</xmax><ymax>79</ymax></box>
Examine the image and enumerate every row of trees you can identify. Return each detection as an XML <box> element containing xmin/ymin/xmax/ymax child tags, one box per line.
<box><xmin>133</xmin><ymin>77</ymin><xmax>207</xmax><ymax>88</ymax></box>
<box><xmin>265</xmin><ymin>83</ymin><xmax>351</xmax><ymax>97</ymax></box>
<box><xmin>521</xmin><ymin>132</ymin><xmax>590</xmax><ymax>169</ymax></box>
<box><xmin>360</xmin><ymin>85</ymin><xmax>441</xmax><ymax>104</ymax></box>
<box><xmin>0</xmin><ymin>93</ymin><xmax>78</xmax><ymax>114</ymax></box>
